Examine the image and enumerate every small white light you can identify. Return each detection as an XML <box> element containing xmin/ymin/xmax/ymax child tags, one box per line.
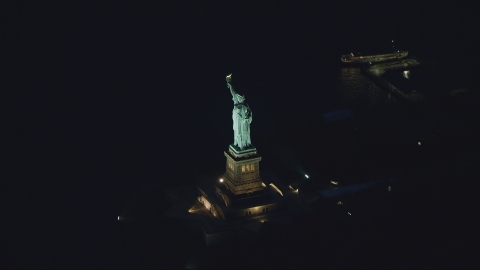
<box><xmin>348</xmin><ymin>212</ymin><xmax>351</xmax><ymax>216</ymax></box>
<box><xmin>418</xmin><ymin>142</ymin><xmax>422</xmax><ymax>146</ymax></box>
<box><xmin>305</xmin><ymin>174</ymin><xmax>309</xmax><ymax>178</ymax></box>
<box><xmin>117</xmin><ymin>216</ymin><xmax>120</xmax><ymax>221</ymax></box>
<box><xmin>219</xmin><ymin>178</ymin><xmax>224</xmax><ymax>182</ymax></box>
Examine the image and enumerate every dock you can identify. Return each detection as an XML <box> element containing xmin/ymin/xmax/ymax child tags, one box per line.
<box><xmin>362</xmin><ymin>59</ymin><xmax>422</xmax><ymax>101</ymax></box>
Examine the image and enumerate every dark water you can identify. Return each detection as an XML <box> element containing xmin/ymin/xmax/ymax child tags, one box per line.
<box><xmin>337</xmin><ymin>67</ymin><xmax>396</xmax><ymax>107</ymax></box>
<box><xmin>4</xmin><ymin>2</ymin><xmax>478</xmax><ymax>268</ymax></box>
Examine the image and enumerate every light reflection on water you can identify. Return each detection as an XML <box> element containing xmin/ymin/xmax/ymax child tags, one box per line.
<box><xmin>337</xmin><ymin>67</ymin><xmax>396</xmax><ymax>109</ymax></box>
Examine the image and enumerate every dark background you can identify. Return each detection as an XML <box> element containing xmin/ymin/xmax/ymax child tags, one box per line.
<box><xmin>2</xmin><ymin>1</ymin><xmax>478</xmax><ymax>268</ymax></box>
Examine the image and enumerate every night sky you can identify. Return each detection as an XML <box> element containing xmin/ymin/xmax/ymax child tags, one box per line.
<box><xmin>3</xmin><ymin>2</ymin><xmax>479</xmax><ymax>268</ymax></box>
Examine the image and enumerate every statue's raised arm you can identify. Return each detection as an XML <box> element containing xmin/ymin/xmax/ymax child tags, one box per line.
<box><xmin>226</xmin><ymin>74</ymin><xmax>240</xmax><ymax>104</ymax></box>
<box><xmin>225</xmin><ymin>74</ymin><xmax>252</xmax><ymax>150</ymax></box>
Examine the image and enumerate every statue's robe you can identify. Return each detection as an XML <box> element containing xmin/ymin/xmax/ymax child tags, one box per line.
<box><xmin>232</xmin><ymin>102</ymin><xmax>252</xmax><ymax>149</ymax></box>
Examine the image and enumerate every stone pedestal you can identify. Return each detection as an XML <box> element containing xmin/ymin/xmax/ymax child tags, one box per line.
<box><xmin>223</xmin><ymin>144</ymin><xmax>264</xmax><ymax>195</ymax></box>
<box><xmin>197</xmin><ymin>144</ymin><xmax>284</xmax><ymax>220</ymax></box>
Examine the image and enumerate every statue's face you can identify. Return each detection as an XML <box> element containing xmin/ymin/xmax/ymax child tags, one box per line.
<box><xmin>236</xmin><ymin>94</ymin><xmax>245</xmax><ymax>103</ymax></box>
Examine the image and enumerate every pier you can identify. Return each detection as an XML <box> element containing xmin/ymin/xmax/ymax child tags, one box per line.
<box><xmin>362</xmin><ymin>59</ymin><xmax>422</xmax><ymax>101</ymax></box>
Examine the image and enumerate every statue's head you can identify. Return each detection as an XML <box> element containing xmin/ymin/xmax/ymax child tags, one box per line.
<box><xmin>235</xmin><ymin>94</ymin><xmax>245</xmax><ymax>103</ymax></box>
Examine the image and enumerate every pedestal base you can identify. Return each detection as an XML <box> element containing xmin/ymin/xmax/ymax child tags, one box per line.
<box><xmin>197</xmin><ymin>182</ymin><xmax>283</xmax><ymax>220</ymax></box>
<box><xmin>195</xmin><ymin>144</ymin><xmax>284</xmax><ymax>220</ymax></box>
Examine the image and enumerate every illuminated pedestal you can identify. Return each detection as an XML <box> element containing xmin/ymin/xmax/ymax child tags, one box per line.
<box><xmin>197</xmin><ymin>145</ymin><xmax>284</xmax><ymax>220</ymax></box>
<box><xmin>223</xmin><ymin>144</ymin><xmax>264</xmax><ymax>195</ymax></box>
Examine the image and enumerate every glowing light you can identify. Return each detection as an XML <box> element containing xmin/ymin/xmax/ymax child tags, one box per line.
<box><xmin>418</xmin><ymin>142</ymin><xmax>422</xmax><ymax>146</ymax></box>
<box><xmin>117</xmin><ymin>216</ymin><xmax>120</xmax><ymax>221</ymax></box>
<box><xmin>388</xmin><ymin>186</ymin><xmax>392</xmax><ymax>192</ymax></box>
<box><xmin>337</xmin><ymin>201</ymin><xmax>343</xmax><ymax>205</ymax></box>
<box><xmin>269</xmin><ymin>183</ymin><xmax>283</xmax><ymax>196</ymax></box>
<box><xmin>188</xmin><ymin>205</ymin><xmax>199</xmax><ymax>213</ymax></box>
<box><xmin>219</xmin><ymin>178</ymin><xmax>224</xmax><ymax>182</ymax></box>
<box><xmin>348</xmin><ymin>212</ymin><xmax>351</xmax><ymax>215</ymax></box>
<box><xmin>305</xmin><ymin>174</ymin><xmax>309</xmax><ymax>178</ymax></box>
<box><xmin>331</xmin><ymin>180</ymin><xmax>339</xmax><ymax>185</ymax></box>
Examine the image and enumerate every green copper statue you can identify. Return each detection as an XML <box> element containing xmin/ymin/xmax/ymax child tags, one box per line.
<box><xmin>226</xmin><ymin>74</ymin><xmax>252</xmax><ymax>150</ymax></box>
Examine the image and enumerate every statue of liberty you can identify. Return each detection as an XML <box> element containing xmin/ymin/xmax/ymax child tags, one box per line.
<box><xmin>226</xmin><ymin>74</ymin><xmax>252</xmax><ymax>150</ymax></box>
